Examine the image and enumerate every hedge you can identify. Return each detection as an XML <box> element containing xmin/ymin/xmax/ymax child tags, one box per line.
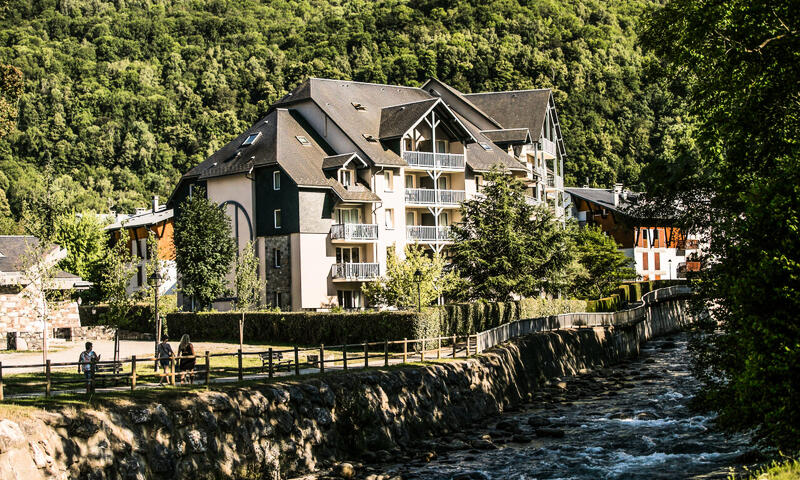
<box><xmin>79</xmin><ymin>304</ymin><xmax>156</xmax><ymax>333</ymax></box>
<box><xmin>166</xmin><ymin>311</ymin><xmax>425</xmax><ymax>345</ymax></box>
<box><xmin>585</xmin><ymin>280</ymin><xmax>684</xmax><ymax>312</ymax></box>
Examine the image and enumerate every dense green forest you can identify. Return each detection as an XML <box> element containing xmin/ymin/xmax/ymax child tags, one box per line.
<box><xmin>0</xmin><ymin>0</ymin><xmax>685</xmax><ymax>230</ymax></box>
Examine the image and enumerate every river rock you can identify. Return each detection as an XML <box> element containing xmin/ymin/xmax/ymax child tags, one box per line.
<box><xmin>0</xmin><ymin>420</ymin><xmax>25</xmax><ymax>454</ymax></box>
<box><xmin>512</xmin><ymin>434</ymin><xmax>533</xmax><ymax>443</ymax></box>
<box><xmin>535</xmin><ymin>427</ymin><xmax>565</xmax><ymax>438</ymax></box>
<box><xmin>334</xmin><ymin>462</ymin><xmax>356</xmax><ymax>478</ymax></box>
<box><xmin>470</xmin><ymin>439</ymin><xmax>497</xmax><ymax>450</ymax></box>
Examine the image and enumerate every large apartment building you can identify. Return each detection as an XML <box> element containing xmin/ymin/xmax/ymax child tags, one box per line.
<box><xmin>169</xmin><ymin>78</ymin><xmax>567</xmax><ymax>311</ymax></box>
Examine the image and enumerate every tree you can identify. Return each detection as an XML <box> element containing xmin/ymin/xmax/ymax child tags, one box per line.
<box><xmin>571</xmin><ymin>225</ymin><xmax>636</xmax><ymax>298</ymax></box>
<box><xmin>0</xmin><ymin>64</ymin><xmax>22</xmax><ymax>139</ymax></box>
<box><xmin>234</xmin><ymin>241</ymin><xmax>262</xmax><ymax>312</ymax></box>
<box><xmin>98</xmin><ymin>238</ymin><xmax>137</xmax><ymax>325</ymax></box>
<box><xmin>52</xmin><ymin>213</ymin><xmax>107</xmax><ymax>297</ymax></box>
<box><xmin>173</xmin><ymin>188</ymin><xmax>236</xmax><ymax>310</ymax></box>
<box><xmin>642</xmin><ymin>0</ymin><xmax>800</xmax><ymax>449</ymax></box>
<box><xmin>362</xmin><ymin>244</ymin><xmax>460</xmax><ymax>309</ymax></box>
<box><xmin>17</xmin><ymin>237</ymin><xmax>59</xmax><ymax>365</ymax></box>
<box><xmin>450</xmin><ymin>168</ymin><xmax>573</xmax><ymax>300</ymax></box>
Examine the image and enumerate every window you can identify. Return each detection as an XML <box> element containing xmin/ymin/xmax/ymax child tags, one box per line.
<box><xmin>336</xmin><ymin>247</ymin><xmax>360</xmax><ymax>263</ymax></box>
<box><xmin>242</xmin><ymin>132</ymin><xmax>261</xmax><ymax>147</ymax></box>
<box><xmin>475</xmin><ymin>174</ymin><xmax>484</xmax><ymax>191</ymax></box>
<box><xmin>404</xmin><ymin>138</ymin><xmax>413</xmax><ymax>151</ymax></box>
<box><xmin>273</xmin><ymin>291</ymin><xmax>281</xmax><ymax>307</ymax></box>
<box><xmin>405</xmin><ymin>175</ymin><xmax>414</xmax><ymax>189</ymax></box>
<box><xmin>137</xmin><ymin>265</ymin><xmax>144</xmax><ymax>287</ymax></box>
<box><xmin>654</xmin><ymin>252</ymin><xmax>661</xmax><ymax>270</ymax></box>
<box><xmin>337</xmin><ymin>290</ymin><xmax>360</xmax><ymax>309</ymax></box>
<box><xmin>437</xmin><ymin>176</ymin><xmax>448</xmax><ymax>190</ymax></box>
<box><xmin>274</xmin><ymin>209</ymin><xmax>282</xmax><ymax>229</ymax></box>
<box><xmin>273</xmin><ymin>171</ymin><xmax>281</xmax><ymax>190</ymax></box>
<box><xmin>384</xmin><ymin>171</ymin><xmax>394</xmax><ymax>192</ymax></box>
<box><xmin>273</xmin><ymin>248</ymin><xmax>281</xmax><ymax>268</ymax></box>
<box><xmin>339</xmin><ymin>169</ymin><xmax>353</xmax><ymax>187</ymax></box>
<box><xmin>642</xmin><ymin>252</ymin><xmax>649</xmax><ymax>270</ymax></box>
<box><xmin>436</xmin><ymin>139</ymin><xmax>448</xmax><ymax>153</ymax></box>
<box><xmin>295</xmin><ymin>135</ymin><xmax>310</xmax><ymax>146</ymax></box>
<box><xmin>440</xmin><ymin>212</ymin><xmax>450</xmax><ymax>226</ymax></box>
<box><xmin>641</xmin><ymin>229</ymin><xmax>649</xmax><ymax>248</ymax></box>
<box><xmin>653</xmin><ymin>228</ymin><xmax>660</xmax><ymax>248</ymax></box>
<box><xmin>479</xmin><ymin>142</ymin><xmax>492</xmax><ymax>151</ymax></box>
<box><xmin>336</xmin><ymin>207</ymin><xmax>361</xmax><ymax>224</ymax></box>
<box><xmin>385</xmin><ymin>208</ymin><xmax>394</xmax><ymax>229</ymax></box>
<box><xmin>406</xmin><ymin>212</ymin><xmax>415</xmax><ymax>226</ymax></box>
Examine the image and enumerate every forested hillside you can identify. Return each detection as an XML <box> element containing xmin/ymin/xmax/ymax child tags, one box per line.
<box><xmin>0</xmin><ymin>0</ymin><xmax>685</xmax><ymax>229</ymax></box>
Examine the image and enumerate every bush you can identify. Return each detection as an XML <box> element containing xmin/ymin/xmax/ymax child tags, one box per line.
<box><xmin>79</xmin><ymin>303</ymin><xmax>156</xmax><ymax>333</ymax></box>
<box><xmin>584</xmin><ymin>280</ymin><xmax>685</xmax><ymax>312</ymax></box>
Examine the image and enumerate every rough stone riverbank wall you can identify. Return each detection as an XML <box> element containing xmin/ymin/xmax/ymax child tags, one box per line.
<box><xmin>0</xmin><ymin>291</ymin><xmax>692</xmax><ymax>480</ymax></box>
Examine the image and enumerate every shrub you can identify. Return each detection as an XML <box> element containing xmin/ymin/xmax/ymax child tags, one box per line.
<box><xmin>79</xmin><ymin>303</ymin><xmax>156</xmax><ymax>333</ymax></box>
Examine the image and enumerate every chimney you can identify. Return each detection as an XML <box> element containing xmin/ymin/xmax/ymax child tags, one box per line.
<box><xmin>152</xmin><ymin>195</ymin><xmax>159</xmax><ymax>212</ymax></box>
<box><xmin>613</xmin><ymin>183</ymin><xmax>623</xmax><ymax>207</ymax></box>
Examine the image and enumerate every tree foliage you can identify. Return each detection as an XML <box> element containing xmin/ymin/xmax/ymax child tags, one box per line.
<box><xmin>0</xmin><ymin>0</ymin><xmax>686</xmax><ymax>230</ymax></box>
<box><xmin>234</xmin><ymin>241</ymin><xmax>262</xmax><ymax>312</ymax></box>
<box><xmin>173</xmin><ymin>188</ymin><xmax>235</xmax><ymax>310</ymax></box>
<box><xmin>98</xmin><ymin>238</ymin><xmax>136</xmax><ymax>325</ymax></box>
<box><xmin>362</xmin><ymin>244</ymin><xmax>460</xmax><ymax>310</ymax></box>
<box><xmin>642</xmin><ymin>0</ymin><xmax>800</xmax><ymax>449</ymax></box>
<box><xmin>571</xmin><ymin>225</ymin><xmax>636</xmax><ymax>299</ymax></box>
<box><xmin>450</xmin><ymin>168</ymin><xmax>572</xmax><ymax>300</ymax></box>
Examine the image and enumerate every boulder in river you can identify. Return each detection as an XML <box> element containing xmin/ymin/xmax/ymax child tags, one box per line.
<box><xmin>535</xmin><ymin>427</ymin><xmax>565</xmax><ymax>438</ymax></box>
<box><xmin>526</xmin><ymin>416</ymin><xmax>550</xmax><ymax>427</ymax></box>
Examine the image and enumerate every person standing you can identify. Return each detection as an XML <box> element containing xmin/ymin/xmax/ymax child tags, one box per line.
<box><xmin>177</xmin><ymin>334</ymin><xmax>196</xmax><ymax>385</ymax></box>
<box><xmin>78</xmin><ymin>342</ymin><xmax>99</xmax><ymax>387</ymax></box>
<box><xmin>156</xmin><ymin>336</ymin><xmax>174</xmax><ymax>386</ymax></box>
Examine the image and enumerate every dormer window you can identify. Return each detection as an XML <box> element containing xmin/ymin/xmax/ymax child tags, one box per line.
<box><xmin>242</xmin><ymin>132</ymin><xmax>261</xmax><ymax>147</ymax></box>
<box><xmin>362</xmin><ymin>133</ymin><xmax>378</xmax><ymax>142</ymax></box>
<box><xmin>296</xmin><ymin>135</ymin><xmax>311</xmax><ymax>146</ymax></box>
<box><xmin>479</xmin><ymin>142</ymin><xmax>492</xmax><ymax>151</ymax></box>
<box><xmin>351</xmin><ymin>102</ymin><xmax>367</xmax><ymax>111</ymax></box>
<box><xmin>339</xmin><ymin>169</ymin><xmax>353</xmax><ymax>187</ymax></box>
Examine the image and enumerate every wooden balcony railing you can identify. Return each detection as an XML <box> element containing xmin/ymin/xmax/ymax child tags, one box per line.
<box><xmin>403</xmin><ymin>151</ymin><xmax>465</xmax><ymax>170</ymax></box>
<box><xmin>406</xmin><ymin>226</ymin><xmax>452</xmax><ymax>242</ymax></box>
<box><xmin>331</xmin><ymin>263</ymin><xmax>380</xmax><ymax>280</ymax></box>
<box><xmin>405</xmin><ymin>188</ymin><xmax>466</xmax><ymax>205</ymax></box>
<box><xmin>330</xmin><ymin>224</ymin><xmax>378</xmax><ymax>241</ymax></box>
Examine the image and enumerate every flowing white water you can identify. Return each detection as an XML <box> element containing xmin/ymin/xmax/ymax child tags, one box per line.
<box><xmin>383</xmin><ymin>333</ymin><xmax>750</xmax><ymax>480</ymax></box>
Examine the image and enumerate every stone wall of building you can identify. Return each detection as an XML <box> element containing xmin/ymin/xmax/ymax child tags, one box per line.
<box><xmin>262</xmin><ymin>235</ymin><xmax>292</xmax><ymax>311</ymax></box>
<box><xmin>1</xmin><ymin>290</ymin><xmax>81</xmax><ymax>349</ymax></box>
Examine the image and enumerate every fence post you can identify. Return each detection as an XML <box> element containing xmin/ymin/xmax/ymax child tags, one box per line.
<box><xmin>45</xmin><ymin>360</ymin><xmax>51</xmax><ymax>397</ymax></box>
<box><xmin>342</xmin><ymin>345</ymin><xmax>348</xmax><ymax>371</ymax></box>
<box><xmin>90</xmin><ymin>357</ymin><xmax>97</xmax><ymax>393</ymax></box>
<box><xmin>0</xmin><ymin>362</ymin><xmax>5</xmax><ymax>401</ymax></box>
<box><xmin>267</xmin><ymin>348</ymin><xmax>273</xmax><ymax>379</ymax></box>
<box><xmin>205</xmin><ymin>351</ymin><xmax>211</xmax><ymax>386</ymax></box>
<box><xmin>402</xmin><ymin>338</ymin><xmax>408</xmax><ymax>363</ymax></box>
<box><xmin>437</xmin><ymin>337</ymin><xmax>442</xmax><ymax>359</ymax></box>
<box><xmin>170</xmin><ymin>356</ymin><xmax>176</xmax><ymax>386</ymax></box>
<box><xmin>294</xmin><ymin>346</ymin><xmax>300</xmax><ymax>376</ymax></box>
<box><xmin>131</xmin><ymin>356</ymin><xmax>137</xmax><ymax>391</ymax></box>
<box><xmin>319</xmin><ymin>345</ymin><xmax>325</xmax><ymax>374</ymax></box>
<box><xmin>237</xmin><ymin>349</ymin><xmax>243</xmax><ymax>382</ymax></box>
<box><xmin>363</xmin><ymin>342</ymin><xmax>368</xmax><ymax>368</ymax></box>
<box><xmin>452</xmin><ymin>335</ymin><xmax>457</xmax><ymax>358</ymax></box>
<box><xmin>384</xmin><ymin>340</ymin><xmax>389</xmax><ymax>367</ymax></box>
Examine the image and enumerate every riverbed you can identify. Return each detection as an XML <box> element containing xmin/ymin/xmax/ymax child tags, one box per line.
<box><xmin>374</xmin><ymin>333</ymin><xmax>751</xmax><ymax>480</ymax></box>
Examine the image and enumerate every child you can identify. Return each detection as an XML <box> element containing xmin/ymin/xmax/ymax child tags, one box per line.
<box><xmin>78</xmin><ymin>342</ymin><xmax>99</xmax><ymax>384</ymax></box>
<box><xmin>156</xmin><ymin>336</ymin><xmax>174</xmax><ymax>386</ymax></box>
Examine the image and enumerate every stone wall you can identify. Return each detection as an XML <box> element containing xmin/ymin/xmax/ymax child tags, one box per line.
<box><xmin>262</xmin><ymin>235</ymin><xmax>292</xmax><ymax>311</ymax></box>
<box><xmin>0</xmin><ymin>292</ymin><xmax>691</xmax><ymax>480</ymax></box>
<box><xmin>1</xmin><ymin>290</ymin><xmax>81</xmax><ymax>350</ymax></box>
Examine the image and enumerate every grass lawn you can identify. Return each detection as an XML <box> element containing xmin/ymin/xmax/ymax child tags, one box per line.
<box><xmin>740</xmin><ymin>459</ymin><xmax>800</xmax><ymax>480</ymax></box>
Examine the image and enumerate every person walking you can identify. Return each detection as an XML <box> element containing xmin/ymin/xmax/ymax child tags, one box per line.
<box><xmin>78</xmin><ymin>342</ymin><xmax>99</xmax><ymax>388</ymax></box>
<box><xmin>177</xmin><ymin>334</ymin><xmax>196</xmax><ymax>385</ymax></box>
<box><xmin>156</xmin><ymin>336</ymin><xmax>174</xmax><ymax>386</ymax></box>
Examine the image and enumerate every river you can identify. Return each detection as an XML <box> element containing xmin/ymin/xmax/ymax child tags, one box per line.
<box><xmin>375</xmin><ymin>332</ymin><xmax>752</xmax><ymax>480</ymax></box>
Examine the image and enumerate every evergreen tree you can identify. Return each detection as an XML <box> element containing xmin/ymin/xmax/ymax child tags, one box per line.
<box><xmin>173</xmin><ymin>188</ymin><xmax>235</xmax><ymax>310</ymax></box>
<box><xmin>450</xmin><ymin>168</ymin><xmax>573</xmax><ymax>300</ymax></box>
<box><xmin>234</xmin><ymin>241</ymin><xmax>262</xmax><ymax>311</ymax></box>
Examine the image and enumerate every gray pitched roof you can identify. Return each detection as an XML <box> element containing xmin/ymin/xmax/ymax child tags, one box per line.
<box><xmin>480</xmin><ymin>128</ymin><xmax>532</xmax><ymax>145</ymax></box>
<box><xmin>464</xmin><ymin>89</ymin><xmax>551</xmax><ymax>141</ymax></box>
<box><xmin>326</xmin><ymin>179</ymin><xmax>381</xmax><ymax>203</ymax></box>
<box><xmin>105</xmin><ymin>208</ymin><xmax>174</xmax><ymax>231</ymax></box>
<box><xmin>452</xmin><ymin>112</ymin><xmax>527</xmax><ymax>173</ymax></box>
<box><xmin>565</xmin><ymin>187</ymin><xmax>640</xmax><ymax>216</ymax></box>
<box><xmin>321</xmin><ymin>153</ymin><xmax>367</xmax><ymax>170</ymax></box>
<box><xmin>0</xmin><ymin>236</ymin><xmax>51</xmax><ymax>272</ymax></box>
<box><xmin>378</xmin><ymin>98</ymin><xmax>439</xmax><ymax>140</ymax></box>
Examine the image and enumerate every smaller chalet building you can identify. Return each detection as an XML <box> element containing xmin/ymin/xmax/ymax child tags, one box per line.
<box><xmin>0</xmin><ymin>236</ymin><xmax>88</xmax><ymax>350</ymax></box>
<box><xmin>105</xmin><ymin>196</ymin><xmax>176</xmax><ymax>296</ymax></box>
<box><xmin>566</xmin><ymin>185</ymin><xmax>701</xmax><ymax>280</ymax></box>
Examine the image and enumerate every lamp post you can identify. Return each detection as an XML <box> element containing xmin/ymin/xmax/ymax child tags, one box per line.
<box><xmin>413</xmin><ymin>268</ymin><xmax>423</xmax><ymax>312</ymax></box>
<box><xmin>148</xmin><ymin>271</ymin><xmax>164</xmax><ymax>360</ymax></box>
<box><xmin>668</xmin><ymin>259</ymin><xmax>673</xmax><ymax>281</ymax></box>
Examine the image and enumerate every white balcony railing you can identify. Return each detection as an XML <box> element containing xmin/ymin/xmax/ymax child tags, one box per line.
<box><xmin>332</xmin><ymin>263</ymin><xmax>380</xmax><ymax>280</ymax></box>
<box><xmin>406</xmin><ymin>226</ymin><xmax>452</xmax><ymax>242</ymax></box>
<box><xmin>405</xmin><ymin>188</ymin><xmax>466</xmax><ymax>205</ymax></box>
<box><xmin>540</xmin><ymin>138</ymin><xmax>558</xmax><ymax>158</ymax></box>
<box><xmin>403</xmin><ymin>151</ymin><xmax>465</xmax><ymax>170</ymax></box>
<box><xmin>330</xmin><ymin>223</ymin><xmax>378</xmax><ymax>241</ymax></box>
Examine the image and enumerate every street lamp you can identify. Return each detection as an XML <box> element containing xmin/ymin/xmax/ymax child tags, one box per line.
<box><xmin>413</xmin><ymin>269</ymin><xmax>423</xmax><ymax>312</ymax></box>
<box><xmin>668</xmin><ymin>259</ymin><xmax>673</xmax><ymax>281</ymax></box>
<box><xmin>148</xmin><ymin>271</ymin><xmax>164</xmax><ymax>359</ymax></box>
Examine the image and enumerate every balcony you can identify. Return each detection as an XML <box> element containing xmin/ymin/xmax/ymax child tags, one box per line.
<box><xmin>539</xmin><ymin>138</ymin><xmax>558</xmax><ymax>159</ymax></box>
<box><xmin>407</xmin><ymin>225</ymin><xmax>452</xmax><ymax>243</ymax></box>
<box><xmin>405</xmin><ymin>188</ymin><xmax>466</xmax><ymax>206</ymax></box>
<box><xmin>330</xmin><ymin>223</ymin><xmax>378</xmax><ymax>242</ymax></box>
<box><xmin>331</xmin><ymin>263</ymin><xmax>380</xmax><ymax>281</ymax></box>
<box><xmin>546</xmin><ymin>172</ymin><xmax>564</xmax><ymax>191</ymax></box>
<box><xmin>403</xmin><ymin>151</ymin><xmax>465</xmax><ymax>170</ymax></box>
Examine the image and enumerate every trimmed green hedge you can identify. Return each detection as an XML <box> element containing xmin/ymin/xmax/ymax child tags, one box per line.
<box><xmin>585</xmin><ymin>280</ymin><xmax>684</xmax><ymax>312</ymax></box>
<box><xmin>166</xmin><ymin>311</ymin><xmax>424</xmax><ymax>345</ymax></box>
<box><xmin>79</xmin><ymin>304</ymin><xmax>155</xmax><ymax>333</ymax></box>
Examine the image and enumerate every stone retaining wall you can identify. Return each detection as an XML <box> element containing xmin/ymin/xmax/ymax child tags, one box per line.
<box><xmin>0</xmin><ymin>291</ymin><xmax>692</xmax><ymax>480</ymax></box>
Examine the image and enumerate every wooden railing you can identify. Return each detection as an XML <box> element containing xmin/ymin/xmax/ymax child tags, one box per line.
<box><xmin>330</xmin><ymin>224</ymin><xmax>378</xmax><ymax>241</ymax></box>
<box><xmin>405</xmin><ymin>188</ymin><xmax>466</xmax><ymax>205</ymax></box>
<box><xmin>331</xmin><ymin>262</ymin><xmax>380</xmax><ymax>280</ymax></box>
<box><xmin>406</xmin><ymin>225</ymin><xmax>452</xmax><ymax>242</ymax></box>
<box><xmin>0</xmin><ymin>286</ymin><xmax>689</xmax><ymax>400</ymax></box>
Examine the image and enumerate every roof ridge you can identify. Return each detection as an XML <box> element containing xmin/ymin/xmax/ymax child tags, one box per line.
<box><xmin>308</xmin><ymin>77</ymin><xmax>426</xmax><ymax>91</ymax></box>
<box><xmin>465</xmin><ymin>88</ymin><xmax>551</xmax><ymax>95</ymax></box>
<box><xmin>381</xmin><ymin>97</ymin><xmax>438</xmax><ymax>109</ymax></box>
